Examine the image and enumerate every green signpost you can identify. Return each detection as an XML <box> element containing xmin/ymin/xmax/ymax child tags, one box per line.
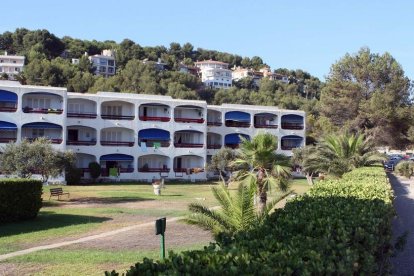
<box><xmin>155</xmin><ymin>217</ymin><xmax>166</xmax><ymax>259</ymax></box>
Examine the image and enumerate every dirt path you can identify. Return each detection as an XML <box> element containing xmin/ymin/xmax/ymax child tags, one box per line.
<box><xmin>389</xmin><ymin>173</ymin><xmax>414</xmax><ymax>275</ymax></box>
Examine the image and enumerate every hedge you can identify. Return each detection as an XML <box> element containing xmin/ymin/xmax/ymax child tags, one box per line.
<box><xmin>0</xmin><ymin>179</ymin><xmax>43</xmax><ymax>223</ymax></box>
<box><xmin>107</xmin><ymin>167</ymin><xmax>394</xmax><ymax>275</ymax></box>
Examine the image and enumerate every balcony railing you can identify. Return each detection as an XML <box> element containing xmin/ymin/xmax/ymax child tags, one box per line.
<box><xmin>207</xmin><ymin>121</ymin><xmax>222</xmax><ymax>126</ymax></box>
<box><xmin>101</xmin><ymin>114</ymin><xmax>135</xmax><ymax>120</ymax></box>
<box><xmin>23</xmin><ymin>107</ymin><xmax>63</xmax><ymax>114</ymax></box>
<box><xmin>120</xmin><ymin>168</ymin><xmax>134</xmax><ymax>173</ymax></box>
<box><xmin>281</xmin><ymin>123</ymin><xmax>304</xmax><ymax>130</ymax></box>
<box><xmin>174</xmin><ymin>118</ymin><xmax>204</xmax><ymax>124</ymax></box>
<box><xmin>139</xmin><ymin>116</ymin><xmax>170</xmax><ymax>122</ymax></box>
<box><xmin>139</xmin><ymin>141</ymin><xmax>170</xmax><ymax>147</ymax></box>
<box><xmin>174</xmin><ymin>143</ymin><xmax>203</xmax><ymax>148</ymax></box>
<box><xmin>254</xmin><ymin>124</ymin><xmax>278</xmax><ymax>129</ymax></box>
<box><xmin>281</xmin><ymin>145</ymin><xmax>300</xmax><ymax>150</ymax></box>
<box><xmin>0</xmin><ymin>137</ymin><xmax>17</xmax><ymax>143</ymax></box>
<box><xmin>100</xmin><ymin>141</ymin><xmax>134</xmax><ymax>147</ymax></box>
<box><xmin>173</xmin><ymin>168</ymin><xmax>204</xmax><ymax>173</ymax></box>
<box><xmin>225</xmin><ymin>144</ymin><xmax>240</xmax><ymax>149</ymax></box>
<box><xmin>66</xmin><ymin>140</ymin><xmax>97</xmax><ymax>146</ymax></box>
<box><xmin>67</xmin><ymin>112</ymin><xmax>97</xmax><ymax>119</ymax></box>
<box><xmin>207</xmin><ymin>144</ymin><xmax>222</xmax><ymax>149</ymax></box>
<box><xmin>138</xmin><ymin>168</ymin><xmax>170</xmax><ymax>173</ymax></box>
<box><xmin>225</xmin><ymin>121</ymin><xmax>251</xmax><ymax>128</ymax></box>
<box><xmin>26</xmin><ymin>138</ymin><xmax>63</xmax><ymax>144</ymax></box>
<box><xmin>0</xmin><ymin>106</ymin><xmax>17</xmax><ymax>112</ymax></box>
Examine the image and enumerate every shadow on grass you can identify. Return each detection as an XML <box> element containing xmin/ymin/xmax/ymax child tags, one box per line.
<box><xmin>0</xmin><ymin>211</ymin><xmax>111</xmax><ymax>238</ymax></box>
<box><xmin>68</xmin><ymin>196</ymin><xmax>154</xmax><ymax>204</ymax></box>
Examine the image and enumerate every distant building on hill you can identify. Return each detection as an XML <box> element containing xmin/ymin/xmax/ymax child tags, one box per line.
<box><xmin>259</xmin><ymin>67</ymin><xmax>289</xmax><ymax>83</ymax></box>
<box><xmin>0</xmin><ymin>52</ymin><xmax>25</xmax><ymax>79</ymax></box>
<box><xmin>194</xmin><ymin>60</ymin><xmax>232</xmax><ymax>89</ymax></box>
<box><xmin>232</xmin><ymin>66</ymin><xmax>289</xmax><ymax>86</ymax></box>
<box><xmin>179</xmin><ymin>63</ymin><xmax>199</xmax><ymax>76</ymax></box>
<box><xmin>89</xmin><ymin>50</ymin><xmax>116</xmax><ymax>78</ymax></box>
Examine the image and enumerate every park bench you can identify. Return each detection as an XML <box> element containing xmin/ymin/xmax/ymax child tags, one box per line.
<box><xmin>49</xmin><ymin>187</ymin><xmax>70</xmax><ymax>200</ymax></box>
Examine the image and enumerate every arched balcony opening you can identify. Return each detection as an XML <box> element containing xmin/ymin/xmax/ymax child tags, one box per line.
<box><xmin>0</xmin><ymin>121</ymin><xmax>17</xmax><ymax>143</ymax></box>
<box><xmin>281</xmin><ymin>135</ymin><xmax>304</xmax><ymax>150</ymax></box>
<box><xmin>207</xmin><ymin>109</ymin><xmax>222</xmax><ymax>126</ymax></box>
<box><xmin>139</xmin><ymin>103</ymin><xmax>170</xmax><ymax>122</ymax></box>
<box><xmin>174</xmin><ymin>105</ymin><xmax>204</xmax><ymax>124</ymax></box>
<box><xmin>21</xmin><ymin>122</ymin><xmax>63</xmax><ymax>144</ymax></box>
<box><xmin>207</xmin><ymin>132</ymin><xmax>222</xmax><ymax>149</ymax></box>
<box><xmin>66</xmin><ymin>126</ymin><xmax>97</xmax><ymax>146</ymax></box>
<box><xmin>75</xmin><ymin>153</ymin><xmax>96</xmax><ymax>177</ymax></box>
<box><xmin>138</xmin><ymin>154</ymin><xmax>170</xmax><ymax>172</ymax></box>
<box><xmin>225</xmin><ymin>111</ymin><xmax>251</xmax><ymax>128</ymax></box>
<box><xmin>100</xmin><ymin>127</ymin><xmax>135</xmax><ymax>147</ymax></box>
<box><xmin>224</xmin><ymin>133</ymin><xmax>250</xmax><ymax>149</ymax></box>
<box><xmin>173</xmin><ymin>155</ymin><xmax>204</xmax><ymax>174</ymax></box>
<box><xmin>281</xmin><ymin>114</ymin><xmax>304</xmax><ymax>130</ymax></box>
<box><xmin>138</xmin><ymin>129</ymin><xmax>170</xmax><ymax>148</ymax></box>
<box><xmin>174</xmin><ymin>130</ymin><xmax>203</xmax><ymax>148</ymax></box>
<box><xmin>254</xmin><ymin>113</ymin><xmax>278</xmax><ymax>129</ymax></box>
<box><xmin>100</xmin><ymin>154</ymin><xmax>134</xmax><ymax>176</ymax></box>
<box><xmin>101</xmin><ymin>101</ymin><xmax>135</xmax><ymax>120</ymax></box>
<box><xmin>67</xmin><ymin>98</ymin><xmax>97</xmax><ymax>118</ymax></box>
<box><xmin>22</xmin><ymin>92</ymin><xmax>63</xmax><ymax>114</ymax></box>
<box><xmin>0</xmin><ymin>90</ymin><xmax>17</xmax><ymax>112</ymax></box>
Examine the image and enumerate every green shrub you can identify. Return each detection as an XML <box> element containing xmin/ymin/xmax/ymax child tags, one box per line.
<box><xmin>106</xmin><ymin>167</ymin><xmax>394</xmax><ymax>275</ymax></box>
<box><xmin>88</xmin><ymin>162</ymin><xmax>101</xmax><ymax>181</ymax></box>
<box><xmin>0</xmin><ymin>179</ymin><xmax>43</xmax><ymax>223</ymax></box>
<box><xmin>395</xmin><ymin>161</ymin><xmax>414</xmax><ymax>178</ymax></box>
<box><xmin>65</xmin><ymin>166</ymin><xmax>82</xmax><ymax>185</ymax></box>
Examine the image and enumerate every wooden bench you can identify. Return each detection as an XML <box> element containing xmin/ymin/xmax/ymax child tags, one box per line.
<box><xmin>49</xmin><ymin>188</ymin><xmax>70</xmax><ymax>200</ymax></box>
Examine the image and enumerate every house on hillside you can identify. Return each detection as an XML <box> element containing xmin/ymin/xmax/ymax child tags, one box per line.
<box><xmin>194</xmin><ymin>60</ymin><xmax>232</xmax><ymax>89</ymax></box>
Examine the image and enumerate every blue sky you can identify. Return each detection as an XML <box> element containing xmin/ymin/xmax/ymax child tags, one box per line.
<box><xmin>2</xmin><ymin>0</ymin><xmax>413</xmax><ymax>81</ymax></box>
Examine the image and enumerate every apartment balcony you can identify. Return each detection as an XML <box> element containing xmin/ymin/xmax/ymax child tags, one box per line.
<box><xmin>207</xmin><ymin>109</ymin><xmax>222</xmax><ymax>126</ymax></box>
<box><xmin>75</xmin><ymin>153</ymin><xmax>96</xmax><ymax>177</ymax></box>
<box><xmin>67</xmin><ymin>98</ymin><xmax>97</xmax><ymax>119</ymax></box>
<box><xmin>207</xmin><ymin>132</ymin><xmax>222</xmax><ymax>149</ymax></box>
<box><xmin>100</xmin><ymin>154</ymin><xmax>134</xmax><ymax>176</ymax></box>
<box><xmin>225</xmin><ymin>111</ymin><xmax>251</xmax><ymax>128</ymax></box>
<box><xmin>281</xmin><ymin>135</ymin><xmax>303</xmax><ymax>150</ymax></box>
<box><xmin>173</xmin><ymin>155</ymin><xmax>204</xmax><ymax>175</ymax></box>
<box><xmin>138</xmin><ymin>129</ymin><xmax>170</xmax><ymax>148</ymax></box>
<box><xmin>101</xmin><ymin>101</ymin><xmax>135</xmax><ymax>120</ymax></box>
<box><xmin>100</xmin><ymin>127</ymin><xmax>135</xmax><ymax>147</ymax></box>
<box><xmin>21</xmin><ymin>122</ymin><xmax>63</xmax><ymax>144</ymax></box>
<box><xmin>138</xmin><ymin>154</ymin><xmax>170</xmax><ymax>173</ymax></box>
<box><xmin>224</xmin><ymin>133</ymin><xmax>250</xmax><ymax>149</ymax></box>
<box><xmin>281</xmin><ymin>114</ymin><xmax>304</xmax><ymax>130</ymax></box>
<box><xmin>0</xmin><ymin>90</ymin><xmax>17</xmax><ymax>112</ymax></box>
<box><xmin>22</xmin><ymin>92</ymin><xmax>64</xmax><ymax>114</ymax></box>
<box><xmin>254</xmin><ymin>113</ymin><xmax>278</xmax><ymax>129</ymax></box>
<box><xmin>139</xmin><ymin>103</ymin><xmax>171</xmax><ymax>122</ymax></box>
<box><xmin>174</xmin><ymin>130</ymin><xmax>204</xmax><ymax>148</ymax></box>
<box><xmin>0</xmin><ymin>121</ymin><xmax>17</xmax><ymax>143</ymax></box>
<box><xmin>66</xmin><ymin>126</ymin><xmax>97</xmax><ymax>146</ymax></box>
<box><xmin>174</xmin><ymin>105</ymin><xmax>204</xmax><ymax>124</ymax></box>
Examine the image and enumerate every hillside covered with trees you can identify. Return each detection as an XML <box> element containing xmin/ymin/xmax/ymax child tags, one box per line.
<box><xmin>0</xmin><ymin>28</ymin><xmax>413</xmax><ymax>148</ymax></box>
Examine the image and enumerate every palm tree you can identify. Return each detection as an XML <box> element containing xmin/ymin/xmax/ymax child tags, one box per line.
<box><xmin>302</xmin><ymin>132</ymin><xmax>386</xmax><ymax>177</ymax></box>
<box><xmin>232</xmin><ymin>133</ymin><xmax>291</xmax><ymax>214</ymax></box>
<box><xmin>186</xmin><ymin>182</ymin><xmax>290</xmax><ymax>237</ymax></box>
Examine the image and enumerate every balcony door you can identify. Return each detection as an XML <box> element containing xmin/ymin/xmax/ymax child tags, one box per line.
<box><xmin>68</xmin><ymin>129</ymin><xmax>78</xmax><ymax>141</ymax></box>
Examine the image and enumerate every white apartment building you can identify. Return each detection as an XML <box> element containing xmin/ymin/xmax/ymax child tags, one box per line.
<box><xmin>0</xmin><ymin>81</ymin><xmax>305</xmax><ymax>183</ymax></box>
<box><xmin>0</xmin><ymin>52</ymin><xmax>25</xmax><ymax>78</ymax></box>
<box><xmin>194</xmin><ymin>60</ymin><xmax>232</xmax><ymax>89</ymax></box>
<box><xmin>89</xmin><ymin>49</ymin><xmax>116</xmax><ymax>78</ymax></box>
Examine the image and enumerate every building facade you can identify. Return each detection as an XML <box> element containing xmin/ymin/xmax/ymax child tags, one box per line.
<box><xmin>89</xmin><ymin>49</ymin><xmax>116</xmax><ymax>77</ymax></box>
<box><xmin>0</xmin><ymin>52</ymin><xmax>25</xmax><ymax>78</ymax></box>
<box><xmin>194</xmin><ymin>60</ymin><xmax>232</xmax><ymax>89</ymax></box>
<box><xmin>0</xmin><ymin>81</ymin><xmax>305</xmax><ymax>182</ymax></box>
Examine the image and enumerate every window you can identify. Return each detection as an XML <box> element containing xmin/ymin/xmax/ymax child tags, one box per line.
<box><xmin>68</xmin><ymin>103</ymin><xmax>85</xmax><ymax>113</ymax></box>
<box><xmin>15</xmin><ymin>68</ymin><xmax>20</xmax><ymax>72</ymax></box>
<box><xmin>105</xmin><ymin>105</ymin><xmax>122</xmax><ymax>116</ymax></box>
<box><xmin>108</xmin><ymin>67</ymin><xmax>114</xmax><ymax>73</ymax></box>
<box><xmin>99</xmin><ymin>59</ymin><xmax>107</xmax><ymax>65</ymax></box>
<box><xmin>32</xmin><ymin>129</ymin><xmax>45</xmax><ymax>138</ymax></box>
<box><xmin>102</xmin><ymin>130</ymin><xmax>122</xmax><ymax>141</ymax></box>
<box><xmin>27</xmin><ymin>98</ymin><xmax>51</xmax><ymax>109</ymax></box>
<box><xmin>108</xmin><ymin>60</ymin><xmax>115</xmax><ymax>66</ymax></box>
<box><xmin>13</xmin><ymin>61</ymin><xmax>16</xmax><ymax>63</ymax></box>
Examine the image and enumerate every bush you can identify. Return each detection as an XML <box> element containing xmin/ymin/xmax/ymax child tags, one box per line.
<box><xmin>88</xmin><ymin>162</ymin><xmax>101</xmax><ymax>181</ymax></box>
<box><xmin>0</xmin><ymin>179</ymin><xmax>43</xmax><ymax>223</ymax></box>
<box><xmin>65</xmin><ymin>166</ymin><xmax>82</xmax><ymax>185</ymax></box>
<box><xmin>106</xmin><ymin>167</ymin><xmax>394</xmax><ymax>275</ymax></box>
<box><xmin>395</xmin><ymin>161</ymin><xmax>414</xmax><ymax>178</ymax></box>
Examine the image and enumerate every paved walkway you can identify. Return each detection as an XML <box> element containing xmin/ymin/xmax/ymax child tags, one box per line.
<box><xmin>0</xmin><ymin>216</ymin><xmax>183</xmax><ymax>262</ymax></box>
<box><xmin>390</xmin><ymin>173</ymin><xmax>414</xmax><ymax>275</ymax></box>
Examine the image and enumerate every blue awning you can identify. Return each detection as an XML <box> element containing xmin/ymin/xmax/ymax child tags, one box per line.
<box><xmin>282</xmin><ymin>135</ymin><xmax>303</xmax><ymax>140</ymax></box>
<box><xmin>25</xmin><ymin>92</ymin><xmax>63</xmax><ymax>98</ymax></box>
<box><xmin>100</xmin><ymin>154</ymin><xmax>134</xmax><ymax>161</ymax></box>
<box><xmin>0</xmin><ymin>121</ymin><xmax>17</xmax><ymax>130</ymax></box>
<box><xmin>225</xmin><ymin>133</ymin><xmax>250</xmax><ymax>144</ymax></box>
<box><xmin>22</xmin><ymin>122</ymin><xmax>63</xmax><ymax>129</ymax></box>
<box><xmin>138</xmin><ymin>129</ymin><xmax>170</xmax><ymax>140</ymax></box>
<box><xmin>0</xmin><ymin>90</ymin><xmax>17</xmax><ymax>102</ymax></box>
<box><xmin>225</xmin><ymin>111</ymin><xmax>250</xmax><ymax>122</ymax></box>
<box><xmin>282</xmin><ymin>114</ymin><xmax>303</xmax><ymax>122</ymax></box>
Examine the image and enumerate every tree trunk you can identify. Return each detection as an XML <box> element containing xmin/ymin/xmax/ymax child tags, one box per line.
<box><xmin>258</xmin><ymin>191</ymin><xmax>267</xmax><ymax>214</ymax></box>
<box><xmin>306</xmin><ymin>172</ymin><xmax>314</xmax><ymax>185</ymax></box>
<box><xmin>257</xmin><ymin>168</ymin><xmax>266</xmax><ymax>213</ymax></box>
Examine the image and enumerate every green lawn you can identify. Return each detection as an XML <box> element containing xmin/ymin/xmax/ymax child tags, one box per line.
<box><xmin>0</xmin><ymin>179</ymin><xmax>312</xmax><ymax>275</ymax></box>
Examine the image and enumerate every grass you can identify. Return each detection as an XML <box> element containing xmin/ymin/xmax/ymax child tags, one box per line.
<box><xmin>0</xmin><ymin>179</ymin><xmax>312</xmax><ymax>274</ymax></box>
